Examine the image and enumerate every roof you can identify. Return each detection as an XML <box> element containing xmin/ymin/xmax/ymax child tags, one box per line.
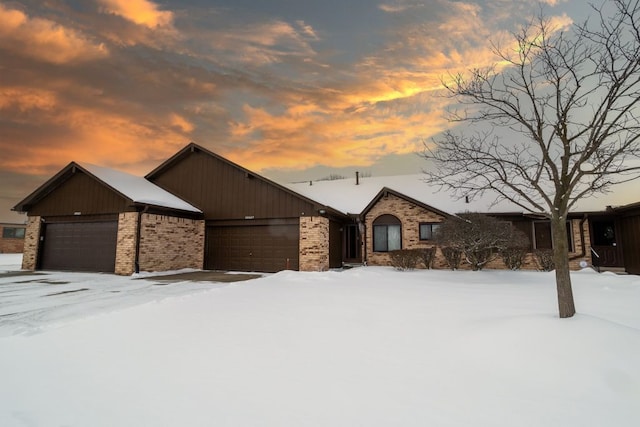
<box><xmin>285</xmin><ymin>174</ymin><xmax>523</xmax><ymax>216</ymax></box>
<box><xmin>80</xmin><ymin>163</ymin><xmax>201</xmax><ymax>213</ymax></box>
<box><xmin>14</xmin><ymin>162</ymin><xmax>201</xmax><ymax>214</ymax></box>
<box><xmin>285</xmin><ymin>173</ymin><xmax>630</xmax><ymax>217</ymax></box>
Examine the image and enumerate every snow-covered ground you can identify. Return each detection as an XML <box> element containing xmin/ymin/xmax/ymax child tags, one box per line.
<box><xmin>1</xmin><ymin>254</ymin><xmax>639</xmax><ymax>426</ymax></box>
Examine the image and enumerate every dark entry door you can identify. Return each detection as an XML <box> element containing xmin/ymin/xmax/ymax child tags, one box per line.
<box><xmin>590</xmin><ymin>219</ymin><xmax>623</xmax><ymax>267</ymax></box>
<box><xmin>343</xmin><ymin>224</ymin><xmax>362</xmax><ymax>263</ymax></box>
<box><xmin>206</xmin><ymin>223</ymin><xmax>299</xmax><ymax>272</ymax></box>
<box><xmin>40</xmin><ymin>221</ymin><xmax>118</xmax><ymax>272</ymax></box>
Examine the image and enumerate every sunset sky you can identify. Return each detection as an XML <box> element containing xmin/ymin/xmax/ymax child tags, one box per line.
<box><xmin>0</xmin><ymin>0</ymin><xmax>621</xmax><ymax>222</ymax></box>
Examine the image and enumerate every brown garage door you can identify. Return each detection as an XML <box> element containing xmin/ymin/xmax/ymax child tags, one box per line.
<box><xmin>40</xmin><ymin>221</ymin><xmax>118</xmax><ymax>272</ymax></box>
<box><xmin>206</xmin><ymin>223</ymin><xmax>299</xmax><ymax>272</ymax></box>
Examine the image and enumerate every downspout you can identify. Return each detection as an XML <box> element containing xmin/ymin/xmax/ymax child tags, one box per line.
<box><xmin>134</xmin><ymin>206</ymin><xmax>149</xmax><ymax>274</ymax></box>
<box><xmin>569</xmin><ymin>214</ymin><xmax>588</xmax><ymax>261</ymax></box>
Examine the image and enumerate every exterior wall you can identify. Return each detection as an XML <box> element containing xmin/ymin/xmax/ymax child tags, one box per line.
<box><xmin>478</xmin><ymin>218</ymin><xmax>592</xmax><ymax>271</ymax></box>
<box><xmin>115</xmin><ymin>212</ymin><xmax>139</xmax><ymax>275</ymax></box>
<box><xmin>149</xmin><ymin>147</ymin><xmax>317</xmax><ymax>220</ymax></box>
<box><xmin>299</xmin><ymin>216</ymin><xmax>330</xmax><ymax>271</ymax></box>
<box><xmin>0</xmin><ymin>224</ymin><xmax>26</xmax><ymax>253</ymax></box>
<box><xmin>364</xmin><ymin>193</ymin><xmax>446</xmax><ymax>267</ymax></box>
<box><xmin>619</xmin><ymin>210</ymin><xmax>640</xmax><ymax>274</ymax></box>
<box><xmin>138</xmin><ymin>214</ymin><xmax>205</xmax><ymax>272</ymax></box>
<box><xmin>21</xmin><ymin>216</ymin><xmax>41</xmax><ymax>270</ymax></box>
<box><xmin>28</xmin><ymin>170</ymin><xmax>131</xmax><ymax>217</ymax></box>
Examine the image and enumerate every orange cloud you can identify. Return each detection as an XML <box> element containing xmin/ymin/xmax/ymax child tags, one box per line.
<box><xmin>98</xmin><ymin>0</ymin><xmax>174</xmax><ymax>29</ymax></box>
<box><xmin>0</xmin><ymin>86</ymin><xmax>191</xmax><ymax>176</ymax></box>
<box><xmin>169</xmin><ymin>113</ymin><xmax>195</xmax><ymax>133</ymax></box>
<box><xmin>0</xmin><ymin>4</ymin><xmax>108</xmax><ymax>64</ymax></box>
<box><xmin>209</xmin><ymin>20</ymin><xmax>318</xmax><ymax>65</ymax></box>
<box><xmin>0</xmin><ymin>87</ymin><xmax>57</xmax><ymax>113</ymax></box>
<box><xmin>225</xmin><ymin>96</ymin><xmax>450</xmax><ymax>173</ymax></box>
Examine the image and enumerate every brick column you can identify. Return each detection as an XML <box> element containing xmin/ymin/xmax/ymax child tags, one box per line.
<box><xmin>21</xmin><ymin>216</ymin><xmax>41</xmax><ymax>270</ymax></box>
<box><xmin>299</xmin><ymin>216</ymin><xmax>330</xmax><ymax>271</ymax></box>
<box><xmin>115</xmin><ymin>212</ymin><xmax>138</xmax><ymax>275</ymax></box>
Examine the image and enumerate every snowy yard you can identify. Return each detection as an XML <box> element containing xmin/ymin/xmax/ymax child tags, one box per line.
<box><xmin>1</xmin><ymin>254</ymin><xmax>639</xmax><ymax>426</ymax></box>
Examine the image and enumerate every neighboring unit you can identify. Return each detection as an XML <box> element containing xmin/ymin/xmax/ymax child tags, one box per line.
<box><xmin>0</xmin><ymin>223</ymin><xmax>26</xmax><ymax>253</ymax></box>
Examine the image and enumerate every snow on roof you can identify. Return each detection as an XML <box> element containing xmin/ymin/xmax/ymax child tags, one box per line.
<box><xmin>285</xmin><ymin>174</ymin><xmax>523</xmax><ymax>216</ymax></box>
<box><xmin>80</xmin><ymin>163</ymin><xmax>201</xmax><ymax>213</ymax></box>
<box><xmin>286</xmin><ymin>174</ymin><xmax>630</xmax><ymax>216</ymax></box>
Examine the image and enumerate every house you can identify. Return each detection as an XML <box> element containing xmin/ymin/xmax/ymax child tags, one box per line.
<box><xmin>12</xmin><ymin>142</ymin><xmax>639</xmax><ymax>274</ymax></box>
<box><xmin>0</xmin><ymin>223</ymin><xmax>26</xmax><ymax>253</ymax></box>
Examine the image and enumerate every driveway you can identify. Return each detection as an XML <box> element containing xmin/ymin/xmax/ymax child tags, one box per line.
<box><xmin>0</xmin><ymin>269</ymin><xmax>262</xmax><ymax>337</ymax></box>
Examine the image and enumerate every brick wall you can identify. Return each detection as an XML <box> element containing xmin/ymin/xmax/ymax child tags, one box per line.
<box><xmin>138</xmin><ymin>214</ymin><xmax>204</xmax><ymax>272</ymax></box>
<box><xmin>299</xmin><ymin>216</ymin><xmax>330</xmax><ymax>271</ymax></box>
<box><xmin>0</xmin><ymin>224</ymin><xmax>25</xmax><ymax>253</ymax></box>
<box><xmin>365</xmin><ymin>193</ymin><xmax>446</xmax><ymax>267</ymax></box>
<box><xmin>569</xmin><ymin>217</ymin><xmax>592</xmax><ymax>270</ymax></box>
<box><xmin>21</xmin><ymin>217</ymin><xmax>41</xmax><ymax>270</ymax></box>
<box><xmin>115</xmin><ymin>212</ymin><xmax>138</xmax><ymax>275</ymax></box>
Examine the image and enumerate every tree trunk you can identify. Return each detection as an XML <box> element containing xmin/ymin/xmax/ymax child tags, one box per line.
<box><xmin>551</xmin><ymin>215</ymin><xmax>576</xmax><ymax>318</ymax></box>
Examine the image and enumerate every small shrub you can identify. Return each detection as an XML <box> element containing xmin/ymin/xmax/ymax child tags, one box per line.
<box><xmin>416</xmin><ymin>247</ymin><xmax>437</xmax><ymax>269</ymax></box>
<box><xmin>389</xmin><ymin>249</ymin><xmax>420</xmax><ymax>271</ymax></box>
<box><xmin>501</xmin><ymin>247</ymin><xmax>528</xmax><ymax>270</ymax></box>
<box><xmin>535</xmin><ymin>249</ymin><xmax>555</xmax><ymax>271</ymax></box>
<box><xmin>441</xmin><ymin>247</ymin><xmax>462</xmax><ymax>270</ymax></box>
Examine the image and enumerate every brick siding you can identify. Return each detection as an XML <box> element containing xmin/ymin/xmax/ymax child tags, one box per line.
<box><xmin>138</xmin><ymin>214</ymin><xmax>204</xmax><ymax>273</ymax></box>
<box><xmin>21</xmin><ymin>217</ymin><xmax>41</xmax><ymax>270</ymax></box>
<box><xmin>299</xmin><ymin>216</ymin><xmax>330</xmax><ymax>271</ymax></box>
<box><xmin>365</xmin><ymin>193</ymin><xmax>445</xmax><ymax>267</ymax></box>
<box><xmin>115</xmin><ymin>212</ymin><xmax>138</xmax><ymax>275</ymax></box>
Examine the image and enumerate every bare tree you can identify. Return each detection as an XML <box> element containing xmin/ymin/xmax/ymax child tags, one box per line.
<box><xmin>423</xmin><ymin>0</ymin><xmax>640</xmax><ymax>317</ymax></box>
<box><xmin>435</xmin><ymin>213</ymin><xmax>514</xmax><ymax>271</ymax></box>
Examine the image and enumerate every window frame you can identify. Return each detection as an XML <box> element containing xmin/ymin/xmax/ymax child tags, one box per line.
<box><xmin>372</xmin><ymin>215</ymin><xmax>402</xmax><ymax>252</ymax></box>
<box><xmin>2</xmin><ymin>227</ymin><xmax>25</xmax><ymax>239</ymax></box>
<box><xmin>532</xmin><ymin>220</ymin><xmax>574</xmax><ymax>252</ymax></box>
<box><xmin>419</xmin><ymin>222</ymin><xmax>441</xmax><ymax>241</ymax></box>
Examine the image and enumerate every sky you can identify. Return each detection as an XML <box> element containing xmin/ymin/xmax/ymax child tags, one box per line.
<box><xmin>0</xmin><ymin>0</ymin><xmax>628</xmax><ymax>222</ymax></box>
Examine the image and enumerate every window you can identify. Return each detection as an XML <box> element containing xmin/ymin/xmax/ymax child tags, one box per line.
<box><xmin>2</xmin><ymin>227</ymin><xmax>25</xmax><ymax>239</ymax></box>
<box><xmin>373</xmin><ymin>215</ymin><xmax>401</xmax><ymax>252</ymax></box>
<box><xmin>533</xmin><ymin>221</ymin><xmax>573</xmax><ymax>252</ymax></box>
<box><xmin>419</xmin><ymin>223</ymin><xmax>440</xmax><ymax>240</ymax></box>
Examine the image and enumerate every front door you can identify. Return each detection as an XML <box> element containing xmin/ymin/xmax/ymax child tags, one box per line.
<box><xmin>343</xmin><ymin>224</ymin><xmax>362</xmax><ymax>263</ymax></box>
<box><xmin>590</xmin><ymin>218</ymin><xmax>623</xmax><ymax>267</ymax></box>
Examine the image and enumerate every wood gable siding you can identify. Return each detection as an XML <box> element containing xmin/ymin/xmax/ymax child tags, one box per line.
<box><xmin>148</xmin><ymin>147</ymin><xmax>317</xmax><ymax>220</ymax></box>
<box><xmin>28</xmin><ymin>171</ymin><xmax>132</xmax><ymax>217</ymax></box>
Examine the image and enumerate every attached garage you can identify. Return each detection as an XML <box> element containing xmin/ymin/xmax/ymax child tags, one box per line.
<box><xmin>206</xmin><ymin>221</ymin><xmax>300</xmax><ymax>272</ymax></box>
<box><xmin>147</xmin><ymin>144</ymin><xmax>347</xmax><ymax>273</ymax></box>
<box><xmin>40</xmin><ymin>220</ymin><xmax>118</xmax><ymax>272</ymax></box>
<box><xmin>14</xmin><ymin>162</ymin><xmax>203</xmax><ymax>275</ymax></box>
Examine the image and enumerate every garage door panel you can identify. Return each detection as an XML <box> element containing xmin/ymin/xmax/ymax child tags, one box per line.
<box><xmin>41</xmin><ymin>221</ymin><xmax>118</xmax><ymax>272</ymax></box>
<box><xmin>206</xmin><ymin>223</ymin><xmax>299</xmax><ymax>272</ymax></box>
